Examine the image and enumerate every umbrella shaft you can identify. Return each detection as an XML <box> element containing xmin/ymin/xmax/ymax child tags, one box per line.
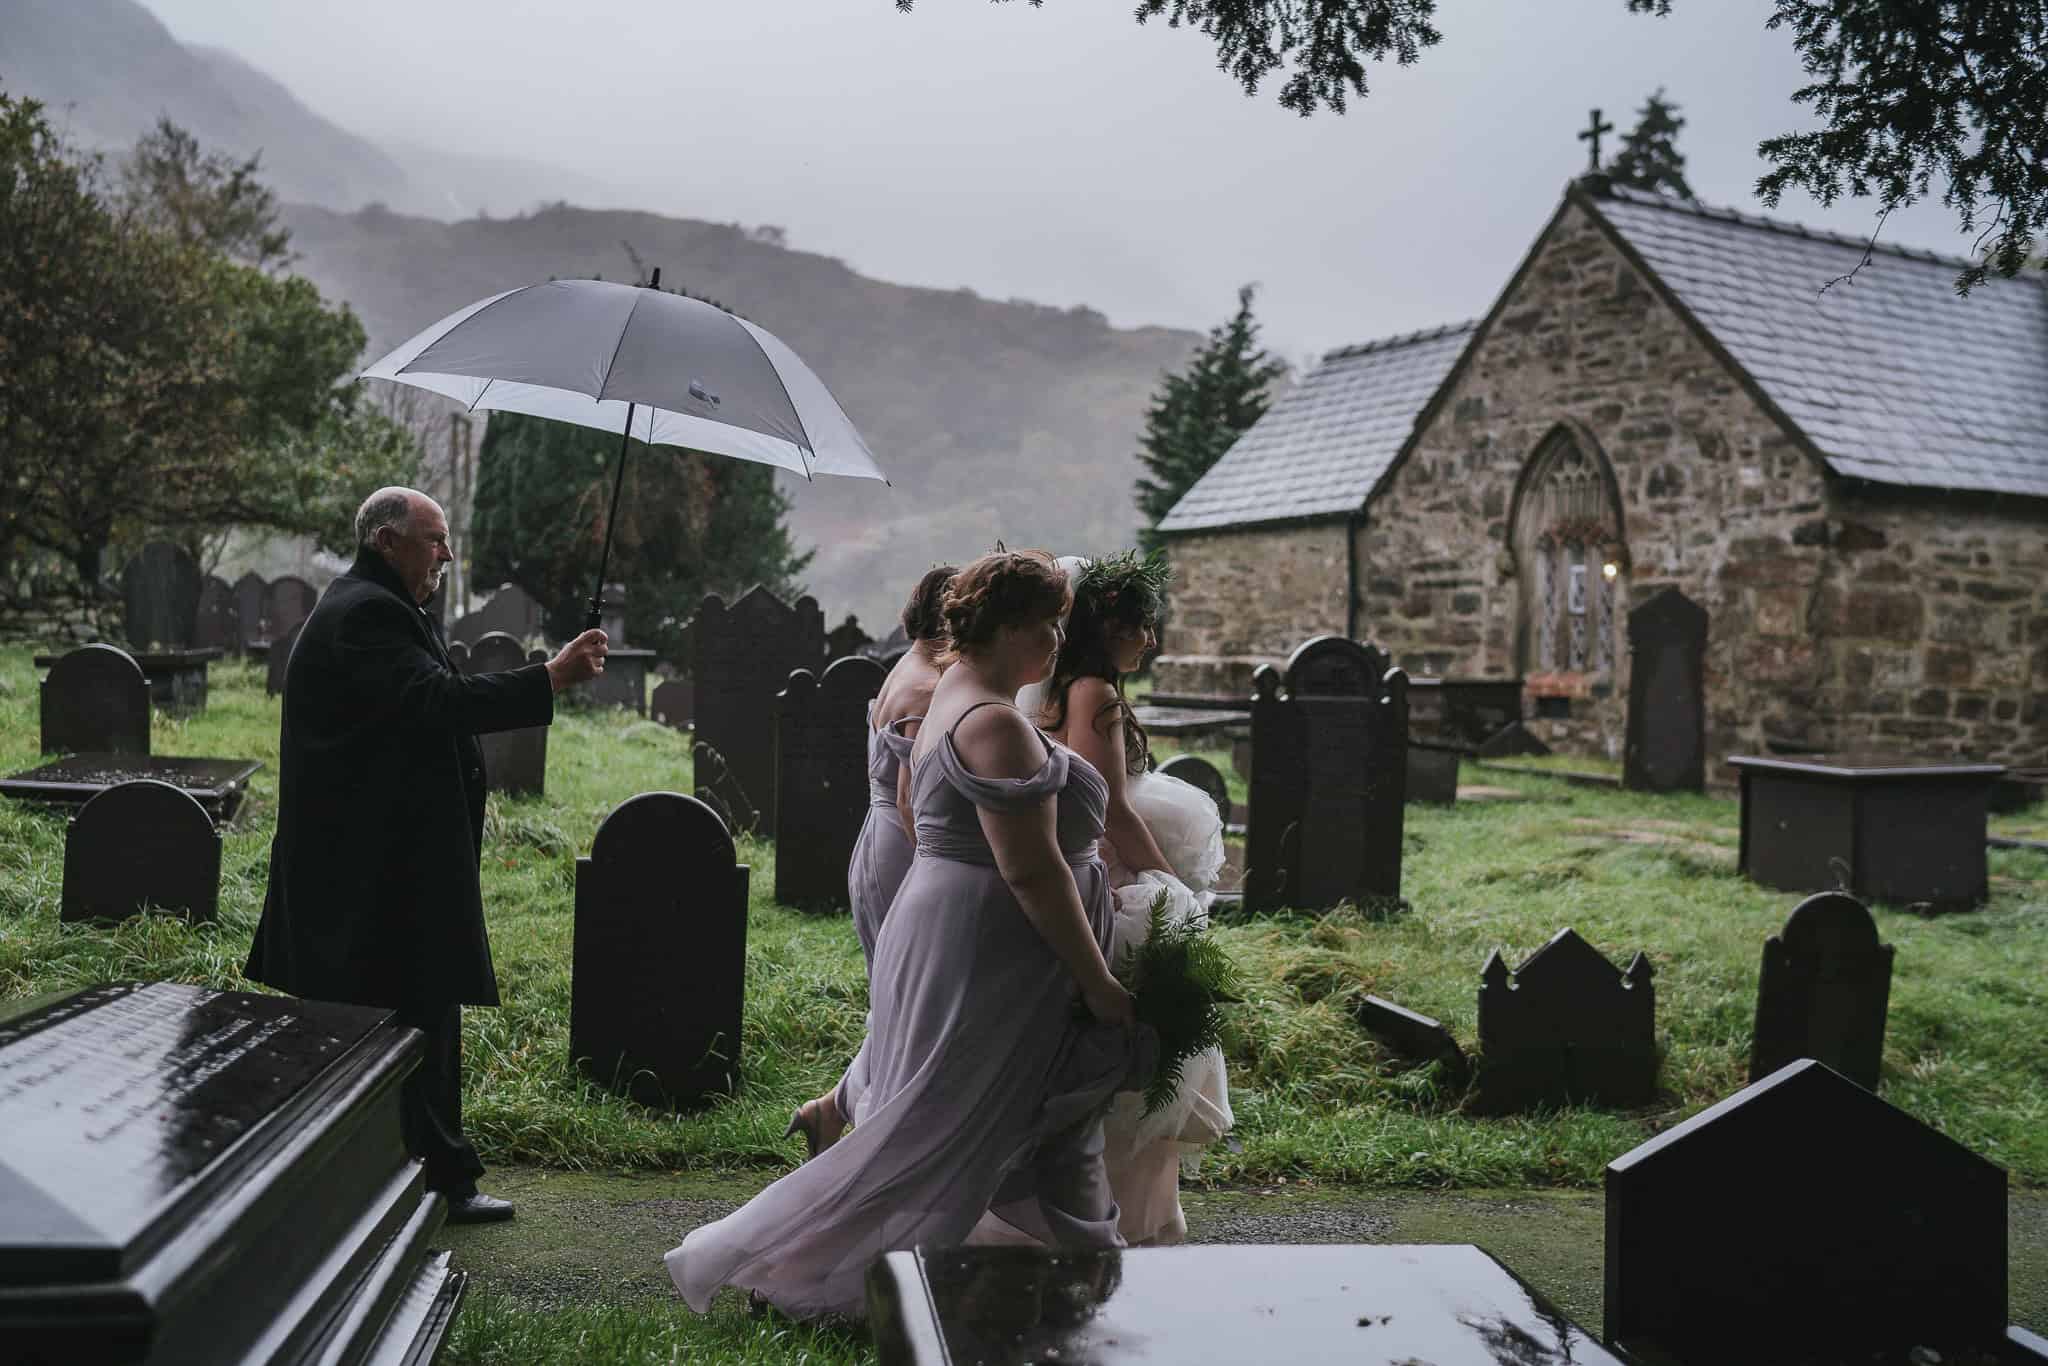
<box><xmin>586</xmin><ymin>401</ymin><xmax>636</xmax><ymax>632</ymax></box>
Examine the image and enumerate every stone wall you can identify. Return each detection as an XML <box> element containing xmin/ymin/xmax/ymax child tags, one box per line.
<box><xmin>1154</xmin><ymin>521</ymin><xmax>1350</xmax><ymax>698</ymax></box>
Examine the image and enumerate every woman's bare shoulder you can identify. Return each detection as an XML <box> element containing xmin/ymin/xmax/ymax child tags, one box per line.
<box><xmin>949</xmin><ymin>700</ymin><xmax>1044</xmax><ymax>781</ymax></box>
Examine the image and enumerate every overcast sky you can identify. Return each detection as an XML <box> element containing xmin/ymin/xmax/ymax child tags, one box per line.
<box><xmin>142</xmin><ymin>0</ymin><xmax>1977</xmax><ymax>364</ymax></box>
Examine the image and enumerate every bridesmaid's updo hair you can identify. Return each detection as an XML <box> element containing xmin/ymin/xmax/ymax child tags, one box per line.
<box><xmin>941</xmin><ymin>550</ymin><xmax>1072</xmax><ymax>661</ymax></box>
<box><xmin>900</xmin><ymin>565</ymin><xmax>958</xmax><ymax>643</ymax></box>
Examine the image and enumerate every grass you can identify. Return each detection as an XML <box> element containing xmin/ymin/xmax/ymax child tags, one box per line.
<box><xmin>2</xmin><ymin>647</ymin><xmax>2045</xmax><ymax>1357</ymax></box>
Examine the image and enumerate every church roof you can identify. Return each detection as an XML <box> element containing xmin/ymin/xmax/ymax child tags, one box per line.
<box><xmin>1157</xmin><ymin>182</ymin><xmax>2048</xmax><ymax>536</ymax></box>
<box><xmin>1153</xmin><ymin>321</ymin><xmax>1476</xmax><ymax>534</ymax></box>
<box><xmin>1591</xmin><ymin>182</ymin><xmax>2048</xmax><ymax>499</ymax></box>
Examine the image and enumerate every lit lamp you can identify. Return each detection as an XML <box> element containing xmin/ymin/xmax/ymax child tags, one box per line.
<box><xmin>1601</xmin><ymin>560</ymin><xmax>1620</xmax><ymax>582</ymax></box>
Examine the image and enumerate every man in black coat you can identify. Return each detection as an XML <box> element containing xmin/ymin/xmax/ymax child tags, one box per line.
<box><xmin>247</xmin><ymin>486</ymin><xmax>607</xmax><ymax>1223</ymax></box>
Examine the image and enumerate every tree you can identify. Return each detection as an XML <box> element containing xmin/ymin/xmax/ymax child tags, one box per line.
<box><xmin>119</xmin><ymin>118</ymin><xmax>293</xmax><ymax>271</ymax></box>
<box><xmin>896</xmin><ymin>1</ymin><xmax>2048</xmax><ymax>289</ymax></box>
<box><xmin>1133</xmin><ymin>285</ymin><xmax>1288</xmax><ymax>552</ymax></box>
<box><xmin>468</xmin><ymin>411</ymin><xmax>813</xmax><ymax>656</ymax></box>
<box><xmin>1606</xmin><ymin>88</ymin><xmax>1694</xmax><ymax>198</ymax></box>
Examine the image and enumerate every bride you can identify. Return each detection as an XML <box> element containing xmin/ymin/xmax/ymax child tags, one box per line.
<box><xmin>1021</xmin><ymin>550</ymin><xmax>1231</xmax><ymax>1246</ymax></box>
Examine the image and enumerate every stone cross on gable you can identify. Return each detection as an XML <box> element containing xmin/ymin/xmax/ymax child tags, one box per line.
<box><xmin>1579</xmin><ymin>108</ymin><xmax>1615</xmax><ymax>172</ymax></box>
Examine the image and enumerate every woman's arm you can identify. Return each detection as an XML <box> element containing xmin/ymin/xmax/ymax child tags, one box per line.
<box><xmin>1064</xmin><ymin>679</ymin><xmax>1172</xmax><ymax>876</ymax></box>
<box><xmin>894</xmin><ymin>717</ymin><xmax>920</xmax><ymax>845</ymax></box>
<box><xmin>957</xmin><ymin>706</ymin><xmax>1134</xmax><ymax>1028</ymax></box>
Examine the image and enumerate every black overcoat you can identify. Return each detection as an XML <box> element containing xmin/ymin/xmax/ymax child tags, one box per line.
<box><xmin>246</xmin><ymin>551</ymin><xmax>553</xmax><ymax>1009</ymax></box>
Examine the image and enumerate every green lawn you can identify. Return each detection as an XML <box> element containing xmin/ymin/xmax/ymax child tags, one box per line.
<box><xmin>3</xmin><ymin>647</ymin><xmax>2044</xmax><ymax>1361</ymax></box>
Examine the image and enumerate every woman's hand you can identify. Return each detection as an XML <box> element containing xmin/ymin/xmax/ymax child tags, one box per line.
<box><xmin>1082</xmin><ymin>973</ymin><xmax>1136</xmax><ymax>1029</ymax></box>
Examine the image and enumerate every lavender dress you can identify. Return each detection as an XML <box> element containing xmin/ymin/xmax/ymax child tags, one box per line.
<box><xmin>668</xmin><ymin>706</ymin><xmax>1136</xmax><ymax>1318</ymax></box>
<box><xmin>834</xmin><ymin>710</ymin><xmax>918</xmax><ymax>1117</ymax></box>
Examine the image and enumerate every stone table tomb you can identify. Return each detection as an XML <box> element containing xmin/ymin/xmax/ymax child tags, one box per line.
<box><xmin>774</xmin><ymin>657</ymin><xmax>886</xmax><ymax>911</ymax></box>
<box><xmin>571</xmin><ymin>792</ymin><xmax>750</xmax><ymax>1107</ymax></box>
<box><xmin>0</xmin><ymin>754</ymin><xmax>264</xmax><ymax>823</ymax></box>
<box><xmin>61</xmin><ymin>779</ymin><xmax>222</xmax><ymax>924</ymax></box>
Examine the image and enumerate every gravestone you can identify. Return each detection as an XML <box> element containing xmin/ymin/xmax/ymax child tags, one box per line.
<box><xmin>1243</xmin><ymin>636</ymin><xmax>1408</xmax><ymax>914</ymax></box>
<box><xmin>445</xmin><ymin>639</ymin><xmax>469</xmax><ymax>672</ymax></box>
<box><xmin>465</xmin><ymin>632</ymin><xmax>548</xmax><ymax>797</ymax></box>
<box><xmin>651</xmin><ymin>678</ymin><xmax>694</xmax><ymax>730</ymax></box>
<box><xmin>1158</xmin><ymin>754</ymin><xmax>1231</xmax><ymax>827</ymax></box>
<box><xmin>0</xmin><ymin>981</ymin><xmax>467</xmax><ymax>1366</ymax></box>
<box><xmin>120</xmin><ymin>541</ymin><xmax>202</xmax><ymax>650</ymax></box>
<box><xmin>1475</xmin><ymin>927</ymin><xmax>1656</xmax><ymax>1112</ymax></box>
<box><xmin>1405</xmin><ymin>740</ymin><xmax>1460</xmax><ymax>804</ymax></box>
<box><xmin>867</xmin><ymin>1244</ymin><xmax>1624</xmax><ymax>1366</ymax></box>
<box><xmin>774</xmin><ymin>657</ymin><xmax>887</xmax><ymax>910</ymax></box>
<box><xmin>864</xmin><ymin>623</ymin><xmax>912</xmax><ymax>669</ymax></box>
<box><xmin>826</xmin><ymin>614</ymin><xmax>872</xmax><ymax>662</ymax></box>
<box><xmin>1623</xmin><ymin>587</ymin><xmax>1708</xmax><ymax>793</ymax></box>
<box><xmin>571</xmin><ymin>792</ymin><xmax>750</xmax><ymax>1107</ymax></box>
<box><xmin>264</xmin><ymin>575</ymin><xmax>318</xmax><ymax>646</ymax></box>
<box><xmin>60</xmin><ymin>779</ymin><xmax>221</xmax><ymax>924</ymax></box>
<box><xmin>266</xmin><ymin>619</ymin><xmax>303</xmax><ymax>697</ymax></box>
<box><xmin>1353</xmin><ymin>995</ymin><xmax>1468</xmax><ymax>1081</ymax></box>
<box><xmin>232</xmin><ymin>570</ymin><xmax>269</xmax><ymax>647</ymax></box>
<box><xmin>691</xmin><ymin>586</ymin><xmax>828</xmax><ymax>832</ymax></box>
<box><xmin>1605</xmin><ymin>1059</ymin><xmax>2038</xmax><ymax>1366</ymax></box>
<box><xmin>449</xmin><ymin>582</ymin><xmax>545</xmax><ymax>647</ymax></box>
<box><xmin>40</xmin><ymin>644</ymin><xmax>150</xmax><ymax>756</ymax></box>
<box><xmin>1749</xmin><ymin>891</ymin><xmax>1894</xmax><ymax>1091</ymax></box>
<box><xmin>193</xmin><ymin>575</ymin><xmax>241</xmax><ymax>653</ymax></box>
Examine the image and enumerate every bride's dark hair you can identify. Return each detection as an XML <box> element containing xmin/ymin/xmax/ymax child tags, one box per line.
<box><xmin>1041</xmin><ymin>551</ymin><xmax>1171</xmax><ymax>777</ymax></box>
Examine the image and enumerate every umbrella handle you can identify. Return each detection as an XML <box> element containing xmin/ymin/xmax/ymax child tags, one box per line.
<box><xmin>587</xmin><ymin>399</ymin><xmax>638</xmax><ymax>632</ymax></box>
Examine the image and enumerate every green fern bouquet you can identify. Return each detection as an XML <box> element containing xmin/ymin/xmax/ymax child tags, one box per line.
<box><xmin>1115</xmin><ymin>891</ymin><xmax>1245</xmax><ymax>1116</ymax></box>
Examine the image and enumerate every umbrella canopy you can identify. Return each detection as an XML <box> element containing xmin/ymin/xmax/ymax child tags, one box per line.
<box><xmin>361</xmin><ymin>277</ymin><xmax>887</xmax><ymax>483</ymax></box>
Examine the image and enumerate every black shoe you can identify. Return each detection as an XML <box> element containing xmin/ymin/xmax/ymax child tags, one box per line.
<box><xmin>443</xmin><ymin>1190</ymin><xmax>515</xmax><ymax>1225</ymax></box>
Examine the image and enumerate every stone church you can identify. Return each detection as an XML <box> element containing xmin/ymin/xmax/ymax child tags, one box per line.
<box><xmin>1154</xmin><ymin>176</ymin><xmax>2048</xmax><ymax>769</ymax></box>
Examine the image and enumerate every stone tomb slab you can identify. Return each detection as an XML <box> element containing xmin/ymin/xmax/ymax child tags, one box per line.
<box><xmin>0</xmin><ymin>753</ymin><xmax>263</xmax><ymax>823</ymax></box>
<box><xmin>1729</xmin><ymin>752</ymin><xmax>2006</xmax><ymax>910</ymax></box>
<box><xmin>1354</xmin><ymin>995</ymin><xmax>1468</xmax><ymax>1080</ymax></box>
<box><xmin>1475</xmin><ymin>927</ymin><xmax>1656</xmax><ymax>1113</ymax></box>
<box><xmin>1750</xmin><ymin>891</ymin><xmax>1894</xmax><ymax>1091</ymax></box>
<box><xmin>774</xmin><ymin>658</ymin><xmax>886</xmax><ymax>912</ymax></box>
<box><xmin>572</xmin><ymin>793</ymin><xmax>750</xmax><ymax>1107</ymax></box>
<box><xmin>867</xmin><ymin>1243</ymin><xmax>1624</xmax><ymax>1366</ymax></box>
<box><xmin>0</xmin><ymin>981</ymin><xmax>465</xmax><ymax>1365</ymax></box>
<box><xmin>465</xmin><ymin>632</ymin><xmax>549</xmax><ymax>797</ymax></box>
<box><xmin>39</xmin><ymin>644</ymin><xmax>151</xmax><ymax>756</ymax></box>
<box><xmin>61</xmin><ymin>780</ymin><xmax>222</xmax><ymax>924</ymax></box>
<box><xmin>1606</xmin><ymin>1058</ymin><xmax>2040</xmax><ymax>1366</ymax></box>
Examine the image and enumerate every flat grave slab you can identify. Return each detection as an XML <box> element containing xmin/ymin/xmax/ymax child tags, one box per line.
<box><xmin>867</xmin><ymin>1242</ymin><xmax>1623</xmax><ymax>1365</ymax></box>
<box><xmin>1729</xmin><ymin>752</ymin><xmax>2006</xmax><ymax>910</ymax></box>
<box><xmin>0</xmin><ymin>753</ymin><xmax>263</xmax><ymax>823</ymax></box>
<box><xmin>1132</xmin><ymin>704</ymin><xmax>1252</xmax><ymax>740</ymax></box>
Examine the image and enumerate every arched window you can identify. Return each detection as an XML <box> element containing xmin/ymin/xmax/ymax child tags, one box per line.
<box><xmin>1513</xmin><ymin>430</ymin><xmax>1622</xmax><ymax>676</ymax></box>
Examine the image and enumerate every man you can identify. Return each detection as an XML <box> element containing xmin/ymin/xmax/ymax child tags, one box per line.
<box><xmin>247</xmin><ymin>486</ymin><xmax>607</xmax><ymax>1223</ymax></box>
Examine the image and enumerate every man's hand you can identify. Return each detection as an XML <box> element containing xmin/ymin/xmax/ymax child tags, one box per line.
<box><xmin>545</xmin><ymin>629</ymin><xmax>609</xmax><ymax>692</ymax></box>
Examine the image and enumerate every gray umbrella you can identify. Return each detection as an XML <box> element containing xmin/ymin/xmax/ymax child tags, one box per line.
<box><xmin>362</xmin><ymin>270</ymin><xmax>887</xmax><ymax>627</ymax></box>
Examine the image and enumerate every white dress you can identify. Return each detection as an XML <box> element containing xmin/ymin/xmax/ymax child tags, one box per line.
<box><xmin>1099</xmin><ymin>767</ymin><xmax>1234</xmax><ymax>1246</ymax></box>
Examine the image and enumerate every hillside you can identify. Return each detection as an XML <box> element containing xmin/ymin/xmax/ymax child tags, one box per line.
<box><xmin>282</xmin><ymin>201</ymin><xmax>1198</xmax><ymax>626</ymax></box>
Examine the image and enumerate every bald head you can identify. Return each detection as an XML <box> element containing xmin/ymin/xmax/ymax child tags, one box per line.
<box><xmin>357</xmin><ymin>486</ymin><xmax>452</xmax><ymax>604</ymax></box>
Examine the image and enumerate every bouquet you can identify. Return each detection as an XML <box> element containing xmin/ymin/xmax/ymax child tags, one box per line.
<box><xmin>1114</xmin><ymin>888</ymin><xmax>1244</xmax><ymax>1117</ymax></box>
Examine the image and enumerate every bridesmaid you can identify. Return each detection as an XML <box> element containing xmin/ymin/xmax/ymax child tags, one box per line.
<box><xmin>786</xmin><ymin>564</ymin><xmax>956</xmax><ymax>1157</ymax></box>
<box><xmin>666</xmin><ymin>550</ymin><xmax>1139</xmax><ymax>1319</ymax></box>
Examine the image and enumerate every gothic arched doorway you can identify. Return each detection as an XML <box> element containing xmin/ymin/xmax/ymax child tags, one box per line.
<box><xmin>1509</xmin><ymin>426</ymin><xmax>1626</xmax><ymax>681</ymax></box>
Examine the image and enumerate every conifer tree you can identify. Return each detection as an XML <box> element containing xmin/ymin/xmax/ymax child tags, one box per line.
<box><xmin>1606</xmin><ymin>88</ymin><xmax>1694</xmax><ymax>198</ymax></box>
<box><xmin>1133</xmin><ymin>285</ymin><xmax>1288</xmax><ymax>551</ymax></box>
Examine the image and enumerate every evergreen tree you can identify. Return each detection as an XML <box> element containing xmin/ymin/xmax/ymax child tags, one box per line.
<box><xmin>1133</xmin><ymin>285</ymin><xmax>1288</xmax><ymax>552</ymax></box>
<box><xmin>468</xmin><ymin>411</ymin><xmax>813</xmax><ymax>659</ymax></box>
<box><xmin>1606</xmin><ymin>88</ymin><xmax>1693</xmax><ymax>198</ymax></box>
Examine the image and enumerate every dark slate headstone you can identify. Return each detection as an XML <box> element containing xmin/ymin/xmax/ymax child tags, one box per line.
<box><xmin>445</xmin><ymin>639</ymin><xmax>470</xmax><ymax>672</ymax></box>
<box><xmin>1405</xmin><ymin>740</ymin><xmax>1460</xmax><ymax>804</ymax></box>
<box><xmin>263</xmin><ymin>575</ymin><xmax>318</xmax><ymax>646</ymax></box>
<box><xmin>0</xmin><ymin>982</ymin><xmax>466</xmax><ymax>1365</ymax></box>
<box><xmin>691</xmin><ymin>586</ymin><xmax>828</xmax><ymax>833</ymax></box>
<box><xmin>651</xmin><ymin>678</ymin><xmax>694</xmax><ymax>730</ymax></box>
<box><xmin>1158</xmin><ymin>754</ymin><xmax>1231</xmax><ymax>827</ymax></box>
<box><xmin>1749</xmin><ymin>891</ymin><xmax>1894</xmax><ymax>1091</ymax></box>
<box><xmin>40</xmin><ymin>644</ymin><xmax>150</xmax><ymax>756</ymax></box>
<box><xmin>1605</xmin><ymin>1059</ymin><xmax>2027</xmax><ymax>1366</ymax></box>
<box><xmin>1354</xmin><ymin>995</ymin><xmax>1467</xmax><ymax>1080</ymax></box>
<box><xmin>867</xmin><ymin>1244</ymin><xmax>1624</xmax><ymax>1366</ymax></box>
<box><xmin>120</xmin><ymin>541</ymin><xmax>202</xmax><ymax>651</ymax></box>
<box><xmin>1243</xmin><ymin>637</ymin><xmax>1408</xmax><ymax>914</ymax></box>
<box><xmin>60</xmin><ymin>780</ymin><xmax>221</xmax><ymax>923</ymax></box>
<box><xmin>193</xmin><ymin>575</ymin><xmax>240</xmax><ymax>653</ymax></box>
<box><xmin>449</xmin><ymin>582</ymin><xmax>546</xmax><ymax>647</ymax></box>
<box><xmin>1475</xmin><ymin>928</ymin><xmax>1656</xmax><ymax>1112</ymax></box>
<box><xmin>265</xmin><ymin>620</ymin><xmax>303</xmax><ymax>698</ymax></box>
<box><xmin>825</xmin><ymin>614</ymin><xmax>873</xmax><ymax>662</ymax></box>
<box><xmin>466</xmin><ymin>631</ymin><xmax>548</xmax><ymax>797</ymax></box>
<box><xmin>571</xmin><ymin>792</ymin><xmax>750</xmax><ymax>1107</ymax></box>
<box><xmin>774</xmin><ymin>657</ymin><xmax>887</xmax><ymax>911</ymax></box>
<box><xmin>232</xmin><ymin>570</ymin><xmax>269</xmax><ymax>646</ymax></box>
<box><xmin>1623</xmin><ymin>586</ymin><xmax>1708</xmax><ymax>793</ymax></box>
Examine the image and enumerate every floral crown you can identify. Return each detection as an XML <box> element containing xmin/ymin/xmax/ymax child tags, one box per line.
<box><xmin>1075</xmin><ymin>548</ymin><xmax>1172</xmax><ymax>627</ymax></box>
